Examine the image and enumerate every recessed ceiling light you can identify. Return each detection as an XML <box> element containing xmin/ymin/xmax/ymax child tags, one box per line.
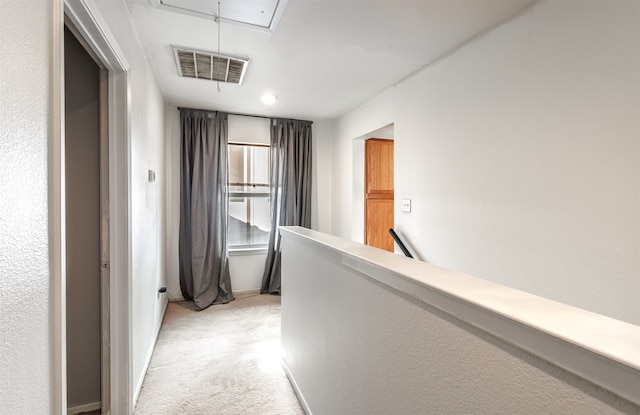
<box><xmin>261</xmin><ymin>94</ymin><xmax>278</xmax><ymax>105</ymax></box>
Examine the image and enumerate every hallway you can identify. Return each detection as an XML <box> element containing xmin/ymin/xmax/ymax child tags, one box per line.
<box><xmin>133</xmin><ymin>293</ymin><xmax>304</xmax><ymax>414</ymax></box>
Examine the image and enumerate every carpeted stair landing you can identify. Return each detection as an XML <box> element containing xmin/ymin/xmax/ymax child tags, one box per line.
<box><xmin>133</xmin><ymin>293</ymin><xmax>304</xmax><ymax>415</ymax></box>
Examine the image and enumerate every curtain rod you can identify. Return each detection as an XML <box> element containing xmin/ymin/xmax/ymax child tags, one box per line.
<box><xmin>177</xmin><ymin>107</ymin><xmax>313</xmax><ymax>124</ymax></box>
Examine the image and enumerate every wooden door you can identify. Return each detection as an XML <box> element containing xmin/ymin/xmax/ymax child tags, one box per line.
<box><xmin>365</xmin><ymin>138</ymin><xmax>394</xmax><ymax>251</ymax></box>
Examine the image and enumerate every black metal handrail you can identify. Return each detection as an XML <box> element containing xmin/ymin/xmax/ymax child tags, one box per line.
<box><xmin>389</xmin><ymin>228</ymin><xmax>413</xmax><ymax>258</ymax></box>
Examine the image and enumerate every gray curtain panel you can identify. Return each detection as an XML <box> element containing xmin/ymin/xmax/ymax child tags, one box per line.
<box><xmin>261</xmin><ymin>119</ymin><xmax>313</xmax><ymax>294</ymax></box>
<box><xmin>179</xmin><ymin>109</ymin><xmax>234</xmax><ymax>309</ymax></box>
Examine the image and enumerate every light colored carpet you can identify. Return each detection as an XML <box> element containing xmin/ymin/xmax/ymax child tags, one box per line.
<box><xmin>133</xmin><ymin>293</ymin><xmax>304</xmax><ymax>415</ymax></box>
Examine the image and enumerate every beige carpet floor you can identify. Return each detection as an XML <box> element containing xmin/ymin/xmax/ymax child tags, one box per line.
<box><xmin>133</xmin><ymin>293</ymin><xmax>304</xmax><ymax>415</ymax></box>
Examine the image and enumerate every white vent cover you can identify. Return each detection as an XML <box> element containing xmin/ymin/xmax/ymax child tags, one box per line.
<box><xmin>173</xmin><ymin>47</ymin><xmax>249</xmax><ymax>85</ymax></box>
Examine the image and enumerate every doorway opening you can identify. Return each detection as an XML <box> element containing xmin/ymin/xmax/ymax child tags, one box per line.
<box><xmin>64</xmin><ymin>22</ymin><xmax>110</xmax><ymax>415</ymax></box>
<box><xmin>57</xmin><ymin>2</ymin><xmax>132</xmax><ymax>413</ymax></box>
<box><xmin>352</xmin><ymin>124</ymin><xmax>395</xmax><ymax>249</ymax></box>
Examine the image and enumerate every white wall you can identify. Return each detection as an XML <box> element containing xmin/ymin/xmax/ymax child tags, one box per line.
<box><xmin>166</xmin><ymin>112</ymin><xmax>335</xmax><ymax>298</ymax></box>
<box><xmin>165</xmin><ymin>106</ymin><xmax>181</xmax><ymax>299</ymax></box>
<box><xmin>331</xmin><ymin>0</ymin><xmax>640</xmax><ymax>325</ymax></box>
<box><xmin>94</xmin><ymin>0</ymin><xmax>168</xmax><ymax>405</ymax></box>
<box><xmin>228</xmin><ymin>251</ymin><xmax>268</xmax><ymax>292</ymax></box>
<box><xmin>311</xmin><ymin>120</ymin><xmax>334</xmax><ymax>233</ymax></box>
<box><xmin>228</xmin><ymin>113</ymin><xmax>271</xmax><ymax>144</ymax></box>
<box><xmin>0</xmin><ymin>0</ymin><xmax>57</xmax><ymax>412</ymax></box>
<box><xmin>332</xmin><ymin>87</ymin><xmax>396</xmax><ymax>239</ymax></box>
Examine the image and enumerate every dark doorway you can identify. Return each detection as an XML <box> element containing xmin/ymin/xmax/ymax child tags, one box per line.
<box><xmin>64</xmin><ymin>24</ymin><xmax>103</xmax><ymax>414</ymax></box>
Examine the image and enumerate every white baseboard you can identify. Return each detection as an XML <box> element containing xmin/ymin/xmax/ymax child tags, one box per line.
<box><xmin>132</xmin><ymin>299</ymin><xmax>168</xmax><ymax>408</ymax></box>
<box><xmin>168</xmin><ymin>289</ymin><xmax>261</xmax><ymax>303</ymax></box>
<box><xmin>235</xmin><ymin>289</ymin><xmax>261</xmax><ymax>295</ymax></box>
<box><xmin>281</xmin><ymin>357</ymin><xmax>311</xmax><ymax>415</ymax></box>
<box><xmin>68</xmin><ymin>401</ymin><xmax>101</xmax><ymax>415</ymax></box>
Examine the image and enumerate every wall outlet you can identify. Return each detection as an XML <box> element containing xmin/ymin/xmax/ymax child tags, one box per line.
<box><xmin>402</xmin><ymin>199</ymin><xmax>411</xmax><ymax>212</ymax></box>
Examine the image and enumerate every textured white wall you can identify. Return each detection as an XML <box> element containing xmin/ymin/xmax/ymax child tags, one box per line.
<box><xmin>281</xmin><ymin>231</ymin><xmax>638</xmax><ymax>414</ymax></box>
<box><xmin>0</xmin><ymin>0</ymin><xmax>55</xmax><ymax>413</ymax></box>
<box><xmin>94</xmin><ymin>0</ymin><xmax>168</xmax><ymax>403</ymax></box>
<box><xmin>332</xmin><ymin>0</ymin><xmax>640</xmax><ymax>324</ymax></box>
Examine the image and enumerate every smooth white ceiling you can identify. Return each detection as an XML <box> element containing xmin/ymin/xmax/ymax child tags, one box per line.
<box><xmin>125</xmin><ymin>0</ymin><xmax>535</xmax><ymax>120</ymax></box>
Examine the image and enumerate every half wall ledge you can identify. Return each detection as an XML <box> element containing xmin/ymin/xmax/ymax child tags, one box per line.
<box><xmin>279</xmin><ymin>226</ymin><xmax>640</xmax><ymax>413</ymax></box>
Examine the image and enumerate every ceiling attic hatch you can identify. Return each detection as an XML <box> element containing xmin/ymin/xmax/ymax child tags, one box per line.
<box><xmin>173</xmin><ymin>47</ymin><xmax>249</xmax><ymax>85</ymax></box>
<box><xmin>149</xmin><ymin>0</ymin><xmax>288</xmax><ymax>32</ymax></box>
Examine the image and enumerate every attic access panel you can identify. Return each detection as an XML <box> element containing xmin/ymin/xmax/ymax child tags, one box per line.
<box><xmin>149</xmin><ymin>0</ymin><xmax>287</xmax><ymax>31</ymax></box>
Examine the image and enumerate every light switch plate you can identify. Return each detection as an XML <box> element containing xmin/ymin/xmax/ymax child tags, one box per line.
<box><xmin>402</xmin><ymin>199</ymin><xmax>411</xmax><ymax>212</ymax></box>
<box><xmin>148</xmin><ymin>169</ymin><xmax>156</xmax><ymax>182</ymax></box>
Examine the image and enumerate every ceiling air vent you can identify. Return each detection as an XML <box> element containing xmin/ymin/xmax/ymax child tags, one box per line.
<box><xmin>173</xmin><ymin>47</ymin><xmax>249</xmax><ymax>85</ymax></box>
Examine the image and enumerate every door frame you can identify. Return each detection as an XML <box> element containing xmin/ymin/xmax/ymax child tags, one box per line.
<box><xmin>350</xmin><ymin>124</ymin><xmax>395</xmax><ymax>245</ymax></box>
<box><xmin>53</xmin><ymin>0</ymin><xmax>132</xmax><ymax>413</ymax></box>
<box><xmin>364</xmin><ymin>138</ymin><xmax>395</xmax><ymax>252</ymax></box>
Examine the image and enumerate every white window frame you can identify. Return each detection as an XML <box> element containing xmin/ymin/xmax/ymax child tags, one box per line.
<box><xmin>228</xmin><ymin>142</ymin><xmax>271</xmax><ymax>251</ymax></box>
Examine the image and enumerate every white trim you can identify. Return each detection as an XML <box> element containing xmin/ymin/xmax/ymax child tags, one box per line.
<box><xmin>62</xmin><ymin>1</ymin><xmax>132</xmax><ymax>413</ymax></box>
<box><xmin>67</xmin><ymin>402</ymin><xmax>101</xmax><ymax>415</ymax></box>
<box><xmin>234</xmin><ymin>289</ymin><xmax>261</xmax><ymax>296</ymax></box>
<box><xmin>50</xmin><ymin>0</ymin><xmax>66</xmax><ymax>414</ymax></box>
<box><xmin>269</xmin><ymin>0</ymin><xmax>289</xmax><ymax>33</ymax></box>
<box><xmin>229</xmin><ymin>247</ymin><xmax>268</xmax><ymax>256</ymax></box>
<box><xmin>280</xmin><ymin>227</ymin><xmax>640</xmax><ymax>407</ymax></box>
<box><xmin>281</xmin><ymin>358</ymin><xmax>311</xmax><ymax>415</ymax></box>
<box><xmin>167</xmin><ymin>293</ymin><xmax>185</xmax><ymax>302</ymax></box>
<box><xmin>64</xmin><ymin>0</ymin><xmax>129</xmax><ymax>71</ymax></box>
<box><xmin>110</xmin><ymin>62</ymin><xmax>134</xmax><ymax>415</ymax></box>
<box><xmin>148</xmin><ymin>0</ymin><xmax>288</xmax><ymax>33</ymax></box>
<box><xmin>132</xmin><ymin>299</ymin><xmax>168</xmax><ymax>407</ymax></box>
<box><xmin>99</xmin><ymin>68</ymin><xmax>111</xmax><ymax>415</ymax></box>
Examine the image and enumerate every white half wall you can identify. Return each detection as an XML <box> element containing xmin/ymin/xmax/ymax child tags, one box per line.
<box><xmin>332</xmin><ymin>0</ymin><xmax>640</xmax><ymax>325</ymax></box>
<box><xmin>280</xmin><ymin>227</ymin><xmax>640</xmax><ymax>414</ymax></box>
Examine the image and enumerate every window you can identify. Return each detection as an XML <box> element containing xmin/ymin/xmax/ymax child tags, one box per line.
<box><xmin>228</xmin><ymin>143</ymin><xmax>271</xmax><ymax>249</ymax></box>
